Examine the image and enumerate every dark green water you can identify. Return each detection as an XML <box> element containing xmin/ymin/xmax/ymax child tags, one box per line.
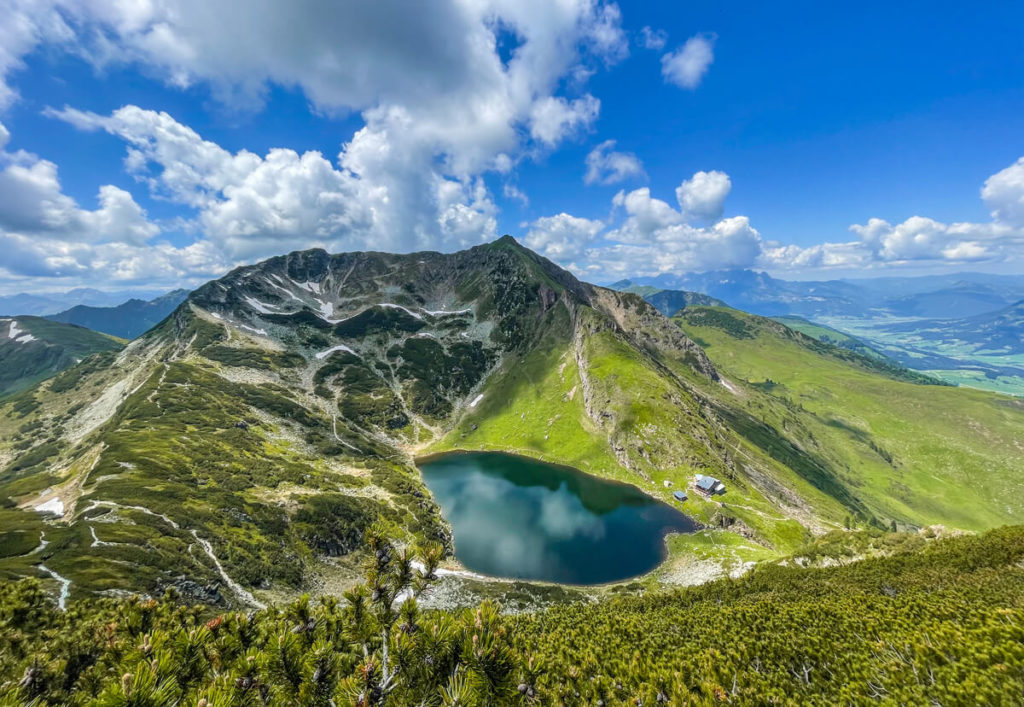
<box><xmin>418</xmin><ymin>452</ymin><xmax>696</xmax><ymax>585</ymax></box>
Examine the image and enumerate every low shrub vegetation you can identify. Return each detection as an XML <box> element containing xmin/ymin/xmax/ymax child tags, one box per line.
<box><xmin>0</xmin><ymin>526</ymin><xmax>1019</xmax><ymax>704</ymax></box>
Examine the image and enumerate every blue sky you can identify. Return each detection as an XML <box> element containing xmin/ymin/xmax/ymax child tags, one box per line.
<box><xmin>0</xmin><ymin>0</ymin><xmax>1022</xmax><ymax>293</ymax></box>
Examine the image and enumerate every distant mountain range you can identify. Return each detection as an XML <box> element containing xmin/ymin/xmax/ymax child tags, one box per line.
<box><xmin>0</xmin><ymin>288</ymin><xmax>171</xmax><ymax>317</ymax></box>
<box><xmin>46</xmin><ymin>289</ymin><xmax>190</xmax><ymax>339</ymax></box>
<box><xmin>612</xmin><ymin>270</ymin><xmax>1024</xmax><ymax>320</ymax></box>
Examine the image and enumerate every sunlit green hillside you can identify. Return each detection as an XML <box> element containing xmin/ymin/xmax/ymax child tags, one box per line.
<box><xmin>2</xmin><ymin>242</ymin><xmax>1023</xmax><ymax>612</ymax></box>
<box><xmin>0</xmin><ymin>317</ymin><xmax>123</xmax><ymax>397</ymax></box>
<box><xmin>676</xmin><ymin>306</ymin><xmax>1024</xmax><ymax>531</ymax></box>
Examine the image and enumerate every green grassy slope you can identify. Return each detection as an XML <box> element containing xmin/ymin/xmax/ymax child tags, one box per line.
<box><xmin>3</xmin><ymin>240</ymin><xmax>1023</xmax><ymax>609</ymax></box>
<box><xmin>773</xmin><ymin>314</ymin><xmax>884</xmax><ymax>356</ymax></box>
<box><xmin>0</xmin><ymin>317</ymin><xmax>123</xmax><ymax>397</ymax></box>
<box><xmin>0</xmin><ymin>314</ymin><xmax>445</xmax><ymax>605</ymax></box>
<box><xmin>431</xmin><ymin>299</ymin><xmax>848</xmax><ymax>562</ymax></box>
<box><xmin>615</xmin><ymin>283</ymin><xmax>727</xmax><ymax>316</ymax></box>
<box><xmin>0</xmin><ymin>240</ymin><xmax>733</xmax><ymax>604</ymax></box>
<box><xmin>431</xmin><ymin>297</ymin><xmax>1024</xmax><ymax>573</ymax></box>
<box><xmin>432</xmin><ymin>305</ymin><xmax>619</xmax><ymax>479</ymax></box>
<box><xmin>676</xmin><ymin>306</ymin><xmax>1024</xmax><ymax>531</ymax></box>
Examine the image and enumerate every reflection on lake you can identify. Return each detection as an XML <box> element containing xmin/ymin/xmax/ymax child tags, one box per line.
<box><xmin>418</xmin><ymin>452</ymin><xmax>696</xmax><ymax>584</ymax></box>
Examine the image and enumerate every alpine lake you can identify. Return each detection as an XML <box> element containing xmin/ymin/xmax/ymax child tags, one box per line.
<box><xmin>417</xmin><ymin>451</ymin><xmax>697</xmax><ymax>585</ymax></box>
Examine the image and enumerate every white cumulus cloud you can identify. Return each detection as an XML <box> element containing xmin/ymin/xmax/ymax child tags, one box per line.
<box><xmin>0</xmin><ymin>1</ymin><xmax>74</xmax><ymax>110</ymax></box>
<box><xmin>675</xmin><ymin>170</ymin><xmax>731</xmax><ymax>221</ymax></box>
<box><xmin>49</xmin><ymin>105</ymin><xmax>498</xmax><ymax>259</ymax></box>
<box><xmin>524</xmin><ymin>213</ymin><xmax>605</xmax><ymax>262</ymax></box>
<box><xmin>529</xmin><ymin>95</ymin><xmax>601</xmax><ymax>147</ymax></box>
<box><xmin>765</xmin><ymin>155</ymin><xmax>1024</xmax><ymax>272</ymax></box>
<box><xmin>981</xmin><ymin>156</ymin><xmax>1024</xmax><ymax>226</ymax></box>
<box><xmin>526</xmin><ymin>169</ymin><xmax>764</xmax><ymax>279</ymax></box>
<box><xmin>0</xmin><ymin>126</ymin><xmax>158</xmax><ymax>247</ymax></box>
<box><xmin>661</xmin><ymin>34</ymin><xmax>715</xmax><ymax>90</ymax></box>
<box><xmin>529</xmin><ymin>153</ymin><xmax>1024</xmax><ymax>280</ymax></box>
<box><xmin>584</xmin><ymin>140</ymin><xmax>645</xmax><ymax>185</ymax></box>
<box><xmin>18</xmin><ymin>0</ymin><xmax>626</xmax><ymax>177</ymax></box>
<box><xmin>0</xmin><ymin>0</ymin><xmax>630</xmax><ymax>291</ymax></box>
<box><xmin>0</xmin><ymin>120</ymin><xmax>226</xmax><ymax>288</ymax></box>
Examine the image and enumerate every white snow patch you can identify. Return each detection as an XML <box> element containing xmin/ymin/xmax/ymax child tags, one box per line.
<box><xmin>469</xmin><ymin>393</ymin><xmax>484</xmax><ymax>408</ymax></box>
<box><xmin>239</xmin><ymin>324</ymin><xmax>268</xmax><ymax>336</ymax></box>
<box><xmin>379</xmin><ymin>303</ymin><xmax>423</xmax><ymax>319</ymax></box>
<box><xmin>244</xmin><ymin>296</ymin><xmax>279</xmax><ymax>314</ymax></box>
<box><xmin>315</xmin><ymin>344</ymin><xmax>356</xmax><ymax>360</ymax></box>
<box><xmin>319</xmin><ymin>309</ymin><xmax>359</xmax><ymax>324</ymax></box>
<box><xmin>209</xmin><ymin>311</ymin><xmax>223</xmax><ymax>320</ymax></box>
<box><xmin>317</xmin><ymin>300</ymin><xmax>334</xmax><ymax>319</ymax></box>
<box><xmin>424</xmin><ymin>308</ymin><xmax>473</xmax><ymax>316</ymax></box>
<box><xmin>317</xmin><ymin>304</ymin><xmax>422</xmax><ymax>325</ymax></box>
<box><xmin>720</xmin><ymin>378</ymin><xmax>740</xmax><ymax>395</ymax></box>
<box><xmin>35</xmin><ymin>498</ymin><xmax>65</xmax><ymax>516</ymax></box>
<box><xmin>7</xmin><ymin>321</ymin><xmax>35</xmax><ymax>343</ymax></box>
<box><xmin>331</xmin><ymin>416</ymin><xmax>360</xmax><ymax>451</ymax></box>
<box><xmin>291</xmin><ymin>278</ymin><xmax>321</xmax><ymax>294</ymax></box>
<box><xmin>264</xmin><ymin>277</ymin><xmax>305</xmax><ymax>303</ymax></box>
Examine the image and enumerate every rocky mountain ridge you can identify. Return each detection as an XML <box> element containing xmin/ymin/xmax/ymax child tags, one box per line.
<box><xmin>0</xmin><ymin>238</ymin><xmax>733</xmax><ymax>605</ymax></box>
<box><xmin>1</xmin><ymin>237</ymin><xmax>1021</xmax><ymax>608</ymax></box>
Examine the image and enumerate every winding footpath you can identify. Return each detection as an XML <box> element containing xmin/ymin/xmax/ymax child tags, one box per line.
<box><xmin>190</xmin><ymin>530</ymin><xmax>266</xmax><ymax>610</ymax></box>
<box><xmin>37</xmin><ymin>565</ymin><xmax>72</xmax><ymax>610</ymax></box>
<box><xmin>80</xmin><ymin>499</ymin><xmax>265</xmax><ymax>610</ymax></box>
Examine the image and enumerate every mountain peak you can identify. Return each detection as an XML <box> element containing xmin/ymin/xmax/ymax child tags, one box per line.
<box><xmin>3</xmin><ymin>238</ymin><xmax>1023</xmax><ymax>616</ymax></box>
<box><xmin>490</xmin><ymin>234</ymin><xmax>521</xmax><ymax>248</ymax></box>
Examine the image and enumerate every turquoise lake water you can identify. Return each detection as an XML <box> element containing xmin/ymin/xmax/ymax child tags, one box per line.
<box><xmin>418</xmin><ymin>451</ymin><xmax>696</xmax><ymax>584</ymax></box>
